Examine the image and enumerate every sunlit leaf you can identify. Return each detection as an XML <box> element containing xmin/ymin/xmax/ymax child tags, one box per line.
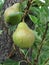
<box><xmin>29</xmin><ymin>14</ymin><xmax>38</xmax><ymax>24</ymax></box>
<box><xmin>0</xmin><ymin>0</ymin><xmax>5</xmax><ymax>10</ymax></box>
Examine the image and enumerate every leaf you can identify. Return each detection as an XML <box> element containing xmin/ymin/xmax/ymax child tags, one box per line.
<box><xmin>45</xmin><ymin>0</ymin><xmax>49</xmax><ymax>6</ymax></box>
<box><xmin>21</xmin><ymin>1</ymin><xmax>27</xmax><ymax>11</ymax></box>
<box><xmin>8</xmin><ymin>25</ymin><xmax>17</xmax><ymax>32</ymax></box>
<box><xmin>0</xmin><ymin>0</ymin><xmax>5</xmax><ymax>10</ymax></box>
<box><xmin>40</xmin><ymin>0</ymin><xmax>45</xmax><ymax>3</ymax></box>
<box><xmin>3</xmin><ymin>59</ymin><xmax>19</xmax><ymax>65</ymax></box>
<box><xmin>20</xmin><ymin>49</ymin><xmax>25</xmax><ymax>55</ymax></box>
<box><xmin>29</xmin><ymin>7</ymin><xmax>40</xmax><ymax>16</ymax></box>
<box><xmin>0</xmin><ymin>30</ymin><xmax>3</xmax><ymax>35</ymax></box>
<box><xmin>38</xmin><ymin>45</ymin><xmax>49</xmax><ymax>65</ymax></box>
<box><xmin>29</xmin><ymin>14</ymin><xmax>38</xmax><ymax>24</ymax></box>
<box><xmin>33</xmin><ymin>30</ymin><xmax>42</xmax><ymax>41</ymax></box>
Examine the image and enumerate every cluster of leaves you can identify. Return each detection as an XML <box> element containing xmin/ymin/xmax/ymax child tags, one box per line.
<box><xmin>0</xmin><ymin>0</ymin><xmax>49</xmax><ymax>65</ymax></box>
<box><xmin>29</xmin><ymin>0</ymin><xmax>49</xmax><ymax>65</ymax></box>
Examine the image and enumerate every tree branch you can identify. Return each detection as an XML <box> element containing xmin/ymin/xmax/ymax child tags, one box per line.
<box><xmin>44</xmin><ymin>58</ymin><xmax>49</xmax><ymax>65</ymax></box>
<box><xmin>22</xmin><ymin>0</ymin><xmax>33</xmax><ymax>21</ymax></box>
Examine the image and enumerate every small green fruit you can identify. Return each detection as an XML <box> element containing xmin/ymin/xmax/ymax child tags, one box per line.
<box><xmin>4</xmin><ymin>3</ymin><xmax>23</xmax><ymax>25</ymax></box>
<box><xmin>13</xmin><ymin>21</ymin><xmax>35</xmax><ymax>48</ymax></box>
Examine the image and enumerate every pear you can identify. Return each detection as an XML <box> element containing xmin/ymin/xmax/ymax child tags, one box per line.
<box><xmin>4</xmin><ymin>3</ymin><xmax>23</xmax><ymax>25</ymax></box>
<box><xmin>13</xmin><ymin>21</ymin><xmax>35</xmax><ymax>48</ymax></box>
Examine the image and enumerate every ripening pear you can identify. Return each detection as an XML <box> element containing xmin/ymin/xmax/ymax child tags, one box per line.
<box><xmin>4</xmin><ymin>3</ymin><xmax>23</xmax><ymax>25</ymax></box>
<box><xmin>13</xmin><ymin>21</ymin><xmax>35</xmax><ymax>48</ymax></box>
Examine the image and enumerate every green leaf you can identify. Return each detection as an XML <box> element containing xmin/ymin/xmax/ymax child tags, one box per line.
<box><xmin>45</xmin><ymin>0</ymin><xmax>49</xmax><ymax>6</ymax></box>
<box><xmin>29</xmin><ymin>7</ymin><xmax>40</xmax><ymax>16</ymax></box>
<box><xmin>21</xmin><ymin>1</ymin><xmax>28</xmax><ymax>11</ymax></box>
<box><xmin>8</xmin><ymin>25</ymin><xmax>17</xmax><ymax>32</ymax></box>
<box><xmin>3</xmin><ymin>59</ymin><xmax>19</xmax><ymax>65</ymax></box>
<box><xmin>38</xmin><ymin>45</ymin><xmax>49</xmax><ymax>65</ymax></box>
<box><xmin>20</xmin><ymin>49</ymin><xmax>25</xmax><ymax>55</ymax></box>
<box><xmin>29</xmin><ymin>14</ymin><xmax>38</xmax><ymax>24</ymax></box>
<box><xmin>33</xmin><ymin>30</ymin><xmax>42</xmax><ymax>41</ymax></box>
<box><xmin>0</xmin><ymin>30</ymin><xmax>3</xmax><ymax>35</ymax></box>
<box><xmin>0</xmin><ymin>0</ymin><xmax>5</xmax><ymax>10</ymax></box>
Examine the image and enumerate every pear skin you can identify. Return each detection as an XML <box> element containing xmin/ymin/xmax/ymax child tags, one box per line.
<box><xmin>13</xmin><ymin>22</ymin><xmax>35</xmax><ymax>48</ymax></box>
<box><xmin>4</xmin><ymin>3</ymin><xmax>23</xmax><ymax>25</ymax></box>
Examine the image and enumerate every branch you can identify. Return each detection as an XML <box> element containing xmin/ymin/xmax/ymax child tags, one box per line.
<box><xmin>34</xmin><ymin>22</ymin><xmax>49</xmax><ymax>65</ymax></box>
<box><xmin>44</xmin><ymin>58</ymin><xmax>49</xmax><ymax>65</ymax></box>
<box><xmin>22</xmin><ymin>0</ymin><xmax>33</xmax><ymax>21</ymax></box>
<box><xmin>25</xmin><ymin>47</ymin><xmax>33</xmax><ymax>62</ymax></box>
<box><xmin>10</xmin><ymin>46</ymin><xmax>32</xmax><ymax>65</ymax></box>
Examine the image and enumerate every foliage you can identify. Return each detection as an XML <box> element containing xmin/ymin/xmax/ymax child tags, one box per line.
<box><xmin>0</xmin><ymin>0</ymin><xmax>5</xmax><ymax>10</ymax></box>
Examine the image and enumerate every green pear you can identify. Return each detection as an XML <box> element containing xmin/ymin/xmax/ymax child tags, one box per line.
<box><xmin>4</xmin><ymin>3</ymin><xmax>23</xmax><ymax>25</ymax></box>
<box><xmin>12</xmin><ymin>21</ymin><xmax>35</xmax><ymax>48</ymax></box>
